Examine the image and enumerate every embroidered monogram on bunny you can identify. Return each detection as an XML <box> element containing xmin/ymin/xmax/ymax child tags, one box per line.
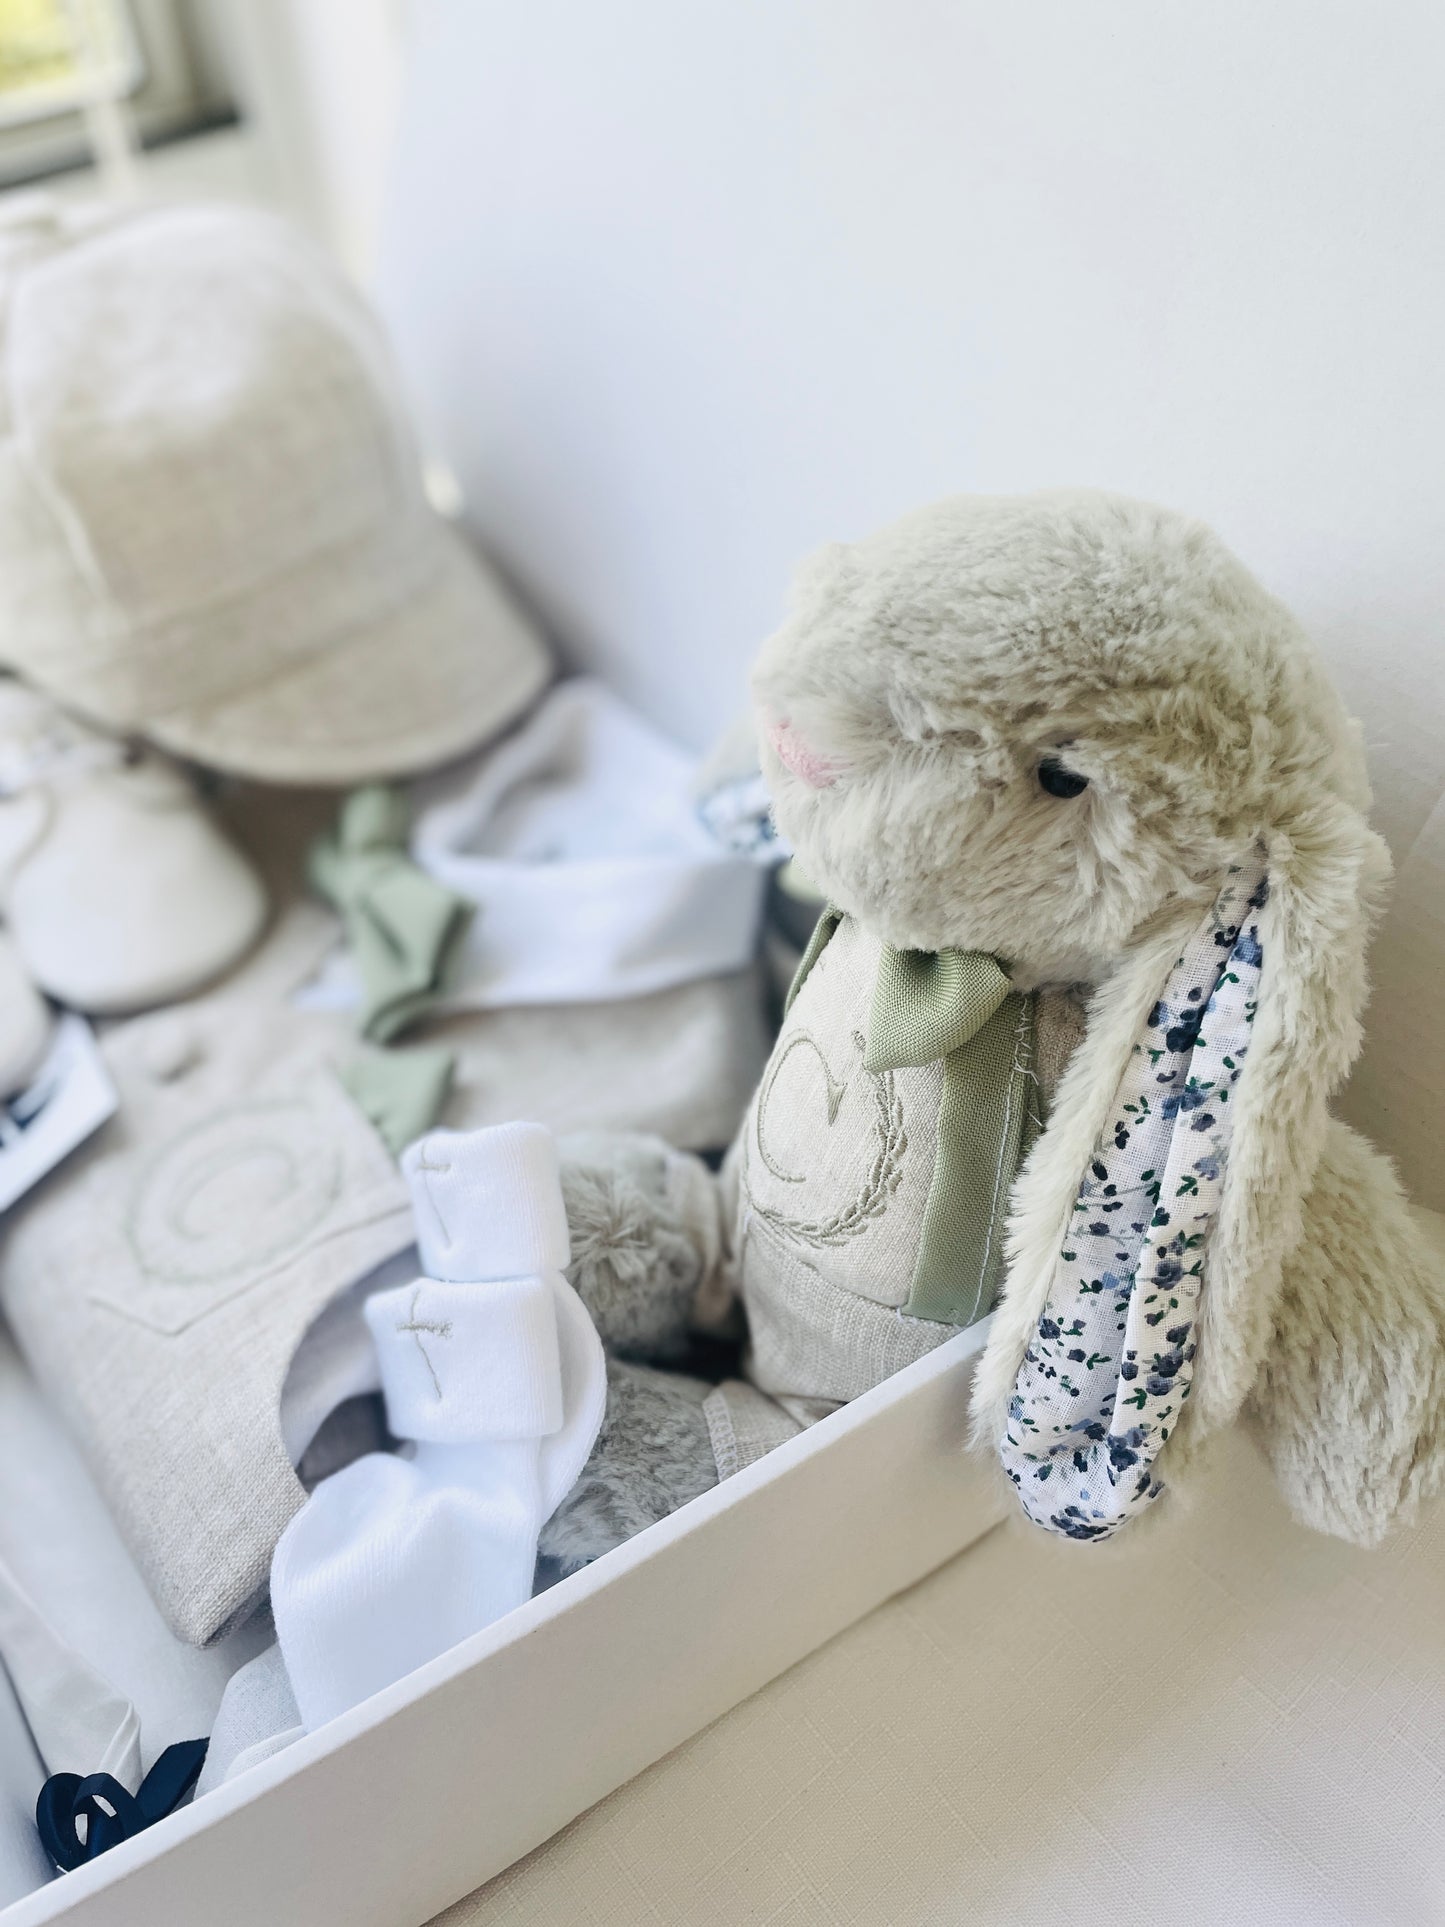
<box><xmin>754</xmin><ymin>1030</ymin><xmax>848</xmax><ymax>1184</ymax></box>
<box><xmin>749</xmin><ymin>1028</ymin><xmax>908</xmax><ymax>1246</ymax></box>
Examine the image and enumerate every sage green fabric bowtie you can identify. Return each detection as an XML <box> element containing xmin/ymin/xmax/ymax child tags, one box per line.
<box><xmin>788</xmin><ymin>909</ymin><xmax>1038</xmax><ymax>1327</ymax></box>
<box><xmin>341</xmin><ymin>1044</ymin><xmax>455</xmax><ymax>1156</ymax></box>
<box><xmin>865</xmin><ymin>945</ymin><xmax>1014</xmax><ymax>1072</ymax></box>
<box><xmin>310</xmin><ymin>786</ymin><xmax>474</xmax><ymax>1045</ymax></box>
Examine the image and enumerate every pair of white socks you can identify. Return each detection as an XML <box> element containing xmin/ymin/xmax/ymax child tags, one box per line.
<box><xmin>269</xmin><ymin>1123</ymin><xmax>606</xmax><ymax>1731</ymax></box>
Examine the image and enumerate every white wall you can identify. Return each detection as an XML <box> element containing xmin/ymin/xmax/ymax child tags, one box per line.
<box><xmin>19</xmin><ymin>1</ymin><xmax>408</xmax><ymax>272</ymax></box>
<box><xmin>214</xmin><ymin>0</ymin><xmax>408</xmax><ymax>275</ymax></box>
<box><xmin>378</xmin><ymin>0</ymin><xmax>1445</xmax><ymax>1201</ymax></box>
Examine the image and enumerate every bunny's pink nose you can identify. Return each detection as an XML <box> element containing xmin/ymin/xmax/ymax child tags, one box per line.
<box><xmin>766</xmin><ymin>718</ymin><xmax>839</xmax><ymax>789</ymax></box>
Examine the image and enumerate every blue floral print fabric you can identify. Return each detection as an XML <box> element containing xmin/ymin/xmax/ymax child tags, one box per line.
<box><xmin>1000</xmin><ymin>860</ymin><xmax>1268</xmax><ymax>1541</ymax></box>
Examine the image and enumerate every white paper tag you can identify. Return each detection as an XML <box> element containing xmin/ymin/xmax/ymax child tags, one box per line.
<box><xmin>0</xmin><ymin>1015</ymin><xmax>116</xmax><ymax>1214</ymax></box>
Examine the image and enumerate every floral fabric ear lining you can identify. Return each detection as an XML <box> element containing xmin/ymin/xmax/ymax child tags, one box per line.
<box><xmin>999</xmin><ymin>861</ymin><xmax>1268</xmax><ymax>1540</ymax></box>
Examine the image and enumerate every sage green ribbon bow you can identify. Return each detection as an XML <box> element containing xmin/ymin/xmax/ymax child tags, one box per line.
<box><xmin>340</xmin><ymin>1044</ymin><xmax>456</xmax><ymax>1157</ymax></box>
<box><xmin>310</xmin><ymin>786</ymin><xmax>474</xmax><ymax>1045</ymax></box>
<box><xmin>789</xmin><ymin>910</ymin><xmax>1039</xmax><ymax>1328</ymax></box>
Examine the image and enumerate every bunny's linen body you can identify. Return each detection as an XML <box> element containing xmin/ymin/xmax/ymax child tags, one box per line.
<box><xmin>704</xmin><ymin>917</ymin><xmax>1087</xmax><ymax>1479</ymax></box>
<box><xmin>542</xmin><ymin>924</ymin><xmax>1087</xmax><ymax>1567</ymax></box>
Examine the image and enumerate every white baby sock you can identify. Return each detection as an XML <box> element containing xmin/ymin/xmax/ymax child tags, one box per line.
<box><xmin>270</xmin><ymin>1124</ymin><xmax>606</xmax><ymax>1731</ymax></box>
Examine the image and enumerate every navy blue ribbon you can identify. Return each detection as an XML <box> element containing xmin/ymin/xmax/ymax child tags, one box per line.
<box><xmin>36</xmin><ymin>1739</ymin><xmax>208</xmax><ymax>1872</ymax></box>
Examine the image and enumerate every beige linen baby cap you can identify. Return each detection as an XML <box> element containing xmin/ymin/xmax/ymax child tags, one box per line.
<box><xmin>0</xmin><ymin>199</ymin><xmax>551</xmax><ymax>783</ymax></box>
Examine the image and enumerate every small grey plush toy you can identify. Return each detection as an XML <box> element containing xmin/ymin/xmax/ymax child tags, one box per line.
<box><xmin>541</xmin><ymin>490</ymin><xmax>1445</xmax><ymax>1572</ymax></box>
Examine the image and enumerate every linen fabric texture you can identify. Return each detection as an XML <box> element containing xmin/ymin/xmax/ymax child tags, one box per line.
<box><xmin>0</xmin><ymin>915</ymin><xmax>418</xmax><ymax>1647</ymax></box>
<box><xmin>0</xmin><ymin>198</ymin><xmax>550</xmax><ymax>783</ymax></box>
<box><xmin>192</xmin><ymin>1645</ymin><xmax>301</xmax><ymax>1799</ymax></box>
<box><xmin>704</xmin><ymin>913</ymin><xmax>1085</xmax><ymax>1472</ymax></box>
<box><xmin>0</xmin><ymin>1324</ymin><xmax>268</xmax><ymax>1844</ymax></box>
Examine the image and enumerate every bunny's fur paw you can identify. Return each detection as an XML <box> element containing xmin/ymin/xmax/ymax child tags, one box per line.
<box><xmin>559</xmin><ymin>1131</ymin><xmax>721</xmax><ymax>1362</ymax></box>
<box><xmin>539</xmin><ymin>1358</ymin><xmax>718</xmax><ymax>1572</ymax></box>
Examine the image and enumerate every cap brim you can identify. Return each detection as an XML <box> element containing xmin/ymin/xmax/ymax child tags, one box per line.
<box><xmin>144</xmin><ymin>521</ymin><xmax>554</xmax><ymax>786</ymax></box>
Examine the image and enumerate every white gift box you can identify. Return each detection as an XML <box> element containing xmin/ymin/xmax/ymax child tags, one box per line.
<box><xmin>4</xmin><ymin>1323</ymin><xmax>1003</xmax><ymax>1927</ymax></box>
<box><xmin>9</xmin><ymin>0</ymin><xmax>1441</xmax><ymax>1914</ymax></box>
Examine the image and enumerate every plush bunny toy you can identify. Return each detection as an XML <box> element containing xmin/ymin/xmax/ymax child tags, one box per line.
<box><xmin>541</xmin><ymin>490</ymin><xmax>1445</xmax><ymax>1571</ymax></box>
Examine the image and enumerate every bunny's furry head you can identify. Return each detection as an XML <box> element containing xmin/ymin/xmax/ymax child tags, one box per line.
<box><xmin>753</xmin><ymin>491</ymin><xmax>1370</xmax><ymax>989</ymax></box>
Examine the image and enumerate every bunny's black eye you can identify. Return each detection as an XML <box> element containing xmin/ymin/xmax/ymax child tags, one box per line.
<box><xmin>1038</xmin><ymin>757</ymin><xmax>1089</xmax><ymax>799</ymax></box>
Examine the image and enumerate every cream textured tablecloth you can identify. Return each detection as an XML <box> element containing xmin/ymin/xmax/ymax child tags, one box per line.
<box><xmin>434</xmin><ymin>1426</ymin><xmax>1445</xmax><ymax>1925</ymax></box>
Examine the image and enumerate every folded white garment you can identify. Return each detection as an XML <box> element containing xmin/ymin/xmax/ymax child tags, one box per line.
<box><xmin>0</xmin><ymin>1660</ymin><xmax>53</xmax><ymax>1906</ymax></box>
<box><xmin>299</xmin><ymin>679</ymin><xmax>765</xmax><ymax>1014</ymax></box>
<box><xmin>0</xmin><ymin>680</ymin><xmax>267</xmax><ymax>1016</ymax></box>
<box><xmin>192</xmin><ymin>1645</ymin><xmax>300</xmax><ymax>1800</ymax></box>
<box><xmin>270</xmin><ymin>1125</ymin><xmax>606</xmax><ymax>1731</ymax></box>
<box><xmin>0</xmin><ymin>1552</ymin><xmax>138</xmax><ymax>1786</ymax></box>
<box><xmin>278</xmin><ymin>1250</ymin><xmax>412</xmax><ymax>1470</ymax></box>
<box><xmin>0</xmin><ymin>1329</ymin><xmax>271</xmax><ymax>1779</ymax></box>
<box><xmin>0</xmin><ymin>933</ymin><xmax>49</xmax><ymax>1099</ymax></box>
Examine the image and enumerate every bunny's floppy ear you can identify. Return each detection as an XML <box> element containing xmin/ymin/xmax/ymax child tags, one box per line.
<box><xmin>972</xmin><ymin>781</ymin><xmax>1394</xmax><ymax>1494</ymax></box>
<box><xmin>970</xmin><ymin>901</ymin><xmax>1206</xmax><ymax>1449</ymax></box>
<box><xmin>1184</xmin><ymin>796</ymin><xmax>1391</xmax><ymax>1441</ymax></box>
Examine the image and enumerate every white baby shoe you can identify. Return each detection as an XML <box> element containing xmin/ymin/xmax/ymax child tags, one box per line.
<box><xmin>0</xmin><ymin>682</ymin><xmax>268</xmax><ymax>1014</ymax></box>
<box><xmin>0</xmin><ymin>932</ymin><xmax>49</xmax><ymax>1097</ymax></box>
